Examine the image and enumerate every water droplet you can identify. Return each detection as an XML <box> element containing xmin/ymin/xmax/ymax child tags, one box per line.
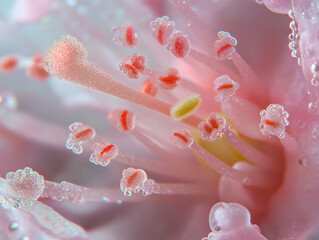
<box><xmin>308</xmin><ymin>101</ymin><xmax>319</xmax><ymax>115</ymax></box>
<box><xmin>102</xmin><ymin>196</ymin><xmax>110</xmax><ymax>202</ymax></box>
<box><xmin>311</xmin><ymin>63</ymin><xmax>319</xmax><ymax>75</ymax></box>
<box><xmin>296</xmin><ymin>120</ymin><xmax>306</xmax><ymax>128</ymax></box>
<box><xmin>9</xmin><ymin>222</ymin><xmax>18</xmax><ymax>230</ymax></box>
<box><xmin>311</xmin><ymin>76</ymin><xmax>319</xmax><ymax>86</ymax></box>
<box><xmin>255</xmin><ymin>0</ymin><xmax>263</xmax><ymax>4</ymax></box>
<box><xmin>117</xmin><ymin>200</ymin><xmax>122</xmax><ymax>204</ymax></box>
<box><xmin>298</xmin><ymin>158</ymin><xmax>308</xmax><ymax>166</ymax></box>
<box><xmin>0</xmin><ymin>90</ymin><xmax>17</xmax><ymax>113</ymax></box>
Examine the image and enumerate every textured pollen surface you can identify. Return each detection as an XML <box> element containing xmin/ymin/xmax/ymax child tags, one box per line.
<box><xmin>4</xmin><ymin>167</ymin><xmax>45</xmax><ymax>207</ymax></box>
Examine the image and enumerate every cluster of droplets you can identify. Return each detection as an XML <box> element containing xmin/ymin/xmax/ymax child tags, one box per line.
<box><xmin>311</xmin><ymin>62</ymin><xmax>319</xmax><ymax>86</ymax></box>
<box><xmin>288</xmin><ymin>10</ymin><xmax>302</xmax><ymax>66</ymax></box>
<box><xmin>2</xmin><ymin>167</ymin><xmax>45</xmax><ymax>208</ymax></box>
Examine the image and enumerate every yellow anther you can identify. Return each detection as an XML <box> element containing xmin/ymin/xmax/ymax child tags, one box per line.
<box><xmin>170</xmin><ymin>94</ymin><xmax>202</xmax><ymax>120</ymax></box>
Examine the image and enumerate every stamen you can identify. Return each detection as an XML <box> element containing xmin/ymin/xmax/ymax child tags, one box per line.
<box><xmin>89</xmin><ymin>142</ymin><xmax>119</xmax><ymax>167</ymax></box>
<box><xmin>119</xmin><ymin>53</ymin><xmax>146</xmax><ymax>79</ymax></box>
<box><xmin>166</xmin><ymin>31</ymin><xmax>191</xmax><ymax>58</ymax></box>
<box><xmin>0</xmin><ymin>55</ymin><xmax>19</xmax><ymax>74</ymax></box>
<box><xmin>223</xmin><ymin>126</ymin><xmax>276</xmax><ymax>172</ymax></box>
<box><xmin>120</xmin><ymin>168</ymin><xmax>148</xmax><ymax>196</ymax></box>
<box><xmin>109</xmin><ymin>109</ymin><xmax>135</xmax><ymax>132</ymax></box>
<box><xmin>214</xmin><ymin>75</ymin><xmax>240</xmax><ymax>102</ymax></box>
<box><xmin>158</xmin><ymin>67</ymin><xmax>181</xmax><ymax>90</ymax></box>
<box><xmin>260</xmin><ymin>104</ymin><xmax>289</xmax><ymax>139</ymax></box>
<box><xmin>27</xmin><ymin>62</ymin><xmax>49</xmax><ymax>82</ymax></box>
<box><xmin>41</xmin><ymin>180</ymin><xmax>140</xmax><ymax>203</ymax></box>
<box><xmin>4</xmin><ymin>167</ymin><xmax>45</xmax><ymax>208</ymax></box>
<box><xmin>204</xmin><ymin>202</ymin><xmax>267</xmax><ymax>240</ymax></box>
<box><xmin>112</xmin><ymin>23</ymin><xmax>138</xmax><ymax>48</ymax></box>
<box><xmin>66</xmin><ymin>122</ymin><xmax>96</xmax><ymax>154</ymax></box>
<box><xmin>214</xmin><ymin>31</ymin><xmax>265</xmax><ymax>98</ymax></box>
<box><xmin>120</xmin><ymin>167</ymin><xmax>211</xmax><ymax>197</ymax></box>
<box><xmin>150</xmin><ymin>16</ymin><xmax>175</xmax><ymax>46</ymax></box>
<box><xmin>44</xmin><ymin>35</ymin><xmax>202</xmax><ymax>127</ymax></box>
<box><xmin>170</xmin><ymin>127</ymin><xmax>194</xmax><ymax>149</ymax></box>
<box><xmin>170</xmin><ymin>94</ymin><xmax>202</xmax><ymax>121</ymax></box>
<box><xmin>260</xmin><ymin>104</ymin><xmax>298</xmax><ymax>152</ymax></box>
<box><xmin>141</xmin><ymin>78</ymin><xmax>157</xmax><ymax>96</ymax></box>
<box><xmin>171</xmin><ymin>128</ymin><xmax>272</xmax><ymax>188</ymax></box>
<box><xmin>198</xmin><ymin>113</ymin><xmax>226</xmax><ymax>142</ymax></box>
<box><xmin>213</xmin><ymin>31</ymin><xmax>237</xmax><ymax>61</ymax></box>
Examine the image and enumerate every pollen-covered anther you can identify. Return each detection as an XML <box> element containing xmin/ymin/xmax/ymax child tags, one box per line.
<box><xmin>260</xmin><ymin>104</ymin><xmax>289</xmax><ymax>139</ymax></box>
<box><xmin>166</xmin><ymin>31</ymin><xmax>190</xmax><ymax>58</ymax></box>
<box><xmin>170</xmin><ymin>94</ymin><xmax>201</xmax><ymax>120</ymax></box>
<box><xmin>150</xmin><ymin>16</ymin><xmax>175</xmax><ymax>46</ymax></box>
<box><xmin>120</xmin><ymin>168</ymin><xmax>148</xmax><ymax>196</ymax></box>
<box><xmin>199</xmin><ymin>113</ymin><xmax>226</xmax><ymax>142</ymax></box>
<box><xmin>170</xmin><ymin>127</ymin><xmax>193</xmax><ymax>149</ymax></box>
<box><xmin>66</xmin><ymin>122</ymin><xmax>96</xmax><ymax>154</ymax></box>
<box><xmin>214</xmin><ymin>31</ymin><xmax>237</xmax><ymax>61</ymax></box>
<box><xmin>112</xmin><ymin>23</ymin><xmax>138</xmax><ymax>48</ymax></box>
<box><xmin>0</xmin><ymin>55</ymin><xmax>19</xmax><ymax>74</ymax></box>
<box><xmin>108</xmin><ymin>109</ymin><xmax>135</xmax><ymax>132</ymax></box>
<box><xmin>158</xmin><ymin>68</ymin><xmax>181</xmax><ymax>90</ymax></box>
<box><xmin>89</xmin><ymin>142</ymin><xmax>119</xmax><ymax>167</ymax></box>
<box><xmin>214</xmin><ymin>75</ymin><xmax>240</xmax><ymax>102</ymax></box>
<box><xmin>4</xmin><ymin>167</ymin><xmax>45</xmax><ymax>208</ymax></box>
<box><xmin>44</xmin><ymin>35</ymin><xmax>88</xmax><ymax>79</ymax></box>
<box><xmin>119</xmin><ymin>53</ymin><xmax>146</xmax><ymax>79</ymax></box>
<box><xmin>141</xmin><ymin>78</ymin><xmax>157</xmax><ymax>96</ymax></box>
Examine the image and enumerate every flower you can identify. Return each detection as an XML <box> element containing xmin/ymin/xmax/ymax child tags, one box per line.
<box><xmin>0</xmin><ymin>0</ymin><xmax>319</xmax><ymax>239</ymax></box>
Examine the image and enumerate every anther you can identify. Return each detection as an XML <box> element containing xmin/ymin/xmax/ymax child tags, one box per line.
<box><xmin>214</xmin><ymin>75</ymin><xmax>240</xmax><ymax>102</ymax></box>
<box><xmin>170</xmin><ymin>94</ymin><xmax>201</xmax><ymax>120</ymax></box>
<box><xmin>89</xmin><ymin>142</ymin><xmax>119</xmax><ymax>167</ymax></box>
<box><xmin>120</xmin><ymin>167</ymin><xmax>211</xmax><ymax>197</ymax></box>
<box><xmin>158</xmin><ymin>68</ymin><xmax>181</xmax><ymax>90</ymax></box>
<box><xmin>260</xmin><ymin>104</ymin><xmax>289</xmax><ymax>139</ymax></box>
<box><xmin>150</xmin><ymin>16</ymin><xmax>175</xmax><ymax>46</ymax></box>
<box><xmin>198</xmin><ymin>113</ymin><xmax>226</xmax><ymax>142</ymax></box>
<box><xmin>170</xmin><ymin>127</ymin><xmax>193</xmax><ymax>149</ymax></box>
<box><xmin>27</xmin><ymin>55</ymin><xmax>49</xmax><ymax>82</ymax></box>
<box><xmin>112</xmin><ymin>23</ymin><xmax>138</xmax><ymax>48</ymax></box>
<box><xmin>213</xmin><ymin>31</ymin><xmax>237</xmax><ymax>61</ymax></box>
<box><xmin>166</xmin><ymin>31</ymin><xmax>190</xmax><ymax>58</ymax></box>
<box><xmin>120</xmin><ymin>168</ymin><xmax>148</xmax><ymax>196</ymax></box>
<box><xmin>119</xmin><ymin>53</ymin><xmax>146</xmax><ymax>79</ymax></box>
<box><xmin>4</xmin><ymin>167</ymin><xmax>45</xmax><ymax>208</ymax></box>
<box><xmin>141</xmin><ymin>78</ymin><xmax>157</xmax><ymax>96</ymax></box>
<box><xmin>66</xmin><ymin>122</ymin><xmax>96</xmax><ymax>154</ymax></box>
<box><xmin>0</xmin><ymin>55</ymin><xmax>19</xmax><ymax>74</ymax></box>
<box><xmin>108</xmin><ymin>109</ymin><xmax>135</xmax><ymax>132</ymax></box>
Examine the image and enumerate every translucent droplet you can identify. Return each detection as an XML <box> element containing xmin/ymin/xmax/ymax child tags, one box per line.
<box><xmin>117</xmin><ymin>200</ymin><xmax>122</xmax><ymax>204</ymax></box>
<box><xmin>255</xmin><ymin>0</ymin><xmax>263</xmax><ymax>4</ymax></box>
<box><xmin>0</xmin><ymin>90</ymin><xmax>17</xmax><ymax>113</ymax></box>
<box><xmin>102</xmin><ymin>197</ymin><xmax>110</xmax><ymax>202</ymax></box>
<box><xmin>311</xmin><ymin>76</ymin><xmax>319</xmax><ymax>86</ymax></box>
<box><xmin>9</xmin><ymin>222</ymin><xmax>19</xmax><ymax>230</ymax></box>
<box><xmin>298</xmin><ymin>158</ymin><xmax>308</xmax><ymax>166</ymax></box>
<box><xmin>308</xmin><ymin>101</ymin><xmax>319</xmax><ymax>115</ymax></box>
<box><xmin>311</xmin><ymin>63</ymin><xmax>319</xmax><ymax>75</ymax></box>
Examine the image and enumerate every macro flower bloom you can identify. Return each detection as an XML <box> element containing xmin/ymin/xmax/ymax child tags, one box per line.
<box><xmin>0</xmin><ymin>0</ymin><xmax>319</xmax><ymax>239</ymax></box>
